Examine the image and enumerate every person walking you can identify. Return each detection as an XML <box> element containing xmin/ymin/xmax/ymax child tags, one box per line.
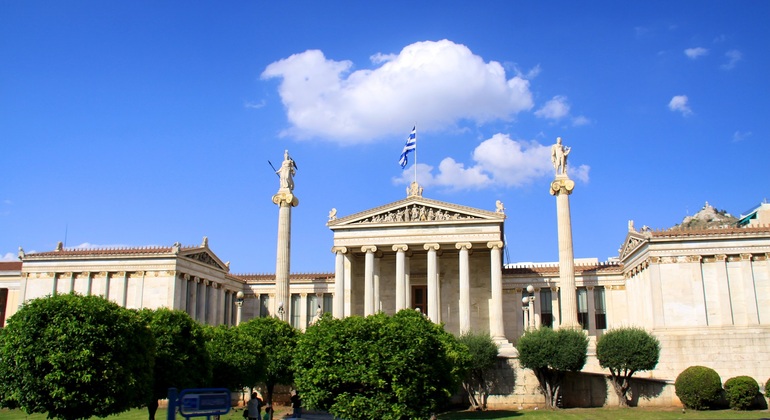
<box><xmin>247</xmin><ymin>392</ymin><xmax>261</xmax><ymax>420</ymax></box>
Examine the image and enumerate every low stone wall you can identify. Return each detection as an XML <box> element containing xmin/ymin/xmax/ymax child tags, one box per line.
<box><xmin>487</xmin><ymin>357</ymin><xmax>680</xmax><ymax>409</ymax></box>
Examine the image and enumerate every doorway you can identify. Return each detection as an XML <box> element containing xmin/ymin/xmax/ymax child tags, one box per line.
<box><xmin>411</xmin><ymin>285</ymin><xmax>427</xmax><ymax>315</ymax></box>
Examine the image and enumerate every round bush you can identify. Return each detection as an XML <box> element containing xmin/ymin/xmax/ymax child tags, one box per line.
<box><xmin>724</xmin><ymin>376</ymin><xmax>759</xmax><ymax>410</ymax></box>
<box><xmin>765</xmin><ymin>378</ymin><xmax>770</xmax><ymax>398</ymax></box>
<box><xmin>675</xmin><ymin>365</ymin><xmax>722</xmax><ymax>410</ymax></box>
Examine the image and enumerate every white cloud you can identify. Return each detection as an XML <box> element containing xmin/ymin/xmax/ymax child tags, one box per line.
<box><xmin>684</xmin><ymin>47</ymin><xmax>709</xmax><ymax>59</ymax></box>
<box><xmin>721</xmin><ymin>49</ymin><xmax>742</xmax><ymax>70</ymax></box>
<box><xmin>261</xmin><ymin>40</ymin><xmax>534</xmax><ymax>144</ymax></box>
<box><xmin>572</xmin><ymin>115</ymin><xmax>591</xmax><ymax>126</ymax></box>
<box><xmin>668</xmin><ymin>95</ymin><xmax>693</xmax><ymax>116</ymax></box>
<box><xmin>393</xmin><ymin>133</ymin><xmax>588</xmax><ymax>190</ymax></box>
<box><xmin>1</xmin><ymin>252</ymin><xmax>17</xmax><ymax>262</ymax></box>
<box><xmin>732</xmin><ymin>131</ymin><xmax>752</xmax><ymax>142</ymax></box>
<box><xmin>244</xmin><ymin>100</ymin><xmax>266</xmax><ymax>109</ymax></box>
<box><xmin>535</xmin><ymin>95</ymin><xmax>570</xmax><ymax>120</ymax></box>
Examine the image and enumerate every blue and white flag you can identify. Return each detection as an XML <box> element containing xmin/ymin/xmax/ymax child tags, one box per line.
<box><xmin>399</xmin><ymin>126</ymin><xmax>416</xmax><ymax>168</ymax></box>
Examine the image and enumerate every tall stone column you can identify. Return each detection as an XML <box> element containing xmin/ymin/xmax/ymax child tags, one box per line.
<box><xmin>424</xmin><ymin>243</ymin><xmax>440</xmax><ymax>322</ymax></box>
<box><xmin>272</xmin><ymin>150</ymin><xmax>299</xmax><ymax>323</ymax></box>
<box><xmin>332</xmin><ymin>247</ymin><xmax>347</xmax><ymax>318</ymax></box>
<box><xmin>362</xmin><ymin>246</ymin><xmax>377</xmax><ymax>315</ymax></box>
<box><xmin>487</xmin><ymin>241</ymin><xmax>508</xmax><ymax>343</ymax></box>
<box><xmin>550</xmin><ymin>175</ymin><xmax>579</xmax><ymax>329</ymax></box>
<box><xmin>456</xmin><ymin>242</ymin><xmax>472</xmax><ymax>334</ymax></box>
<box><xmin>393</xmin><ymin>244</ymin><xmax>408</xmax><ymax>311</ymax></box>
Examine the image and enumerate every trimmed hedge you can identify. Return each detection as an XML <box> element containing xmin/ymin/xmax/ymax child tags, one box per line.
<box><xmin>675</xmin><ymin>365</ymin><xmax>722</xmax><ymax>410</ymax></box>
<box><xmin>724</xmin><ymin>376</ymin><xmax>759</xmax><ymax>410</ymax></box>
<box><xmin>766</xmin><ymin>378</ymin><xmax>770</xmax><ymax>398</ymax></box>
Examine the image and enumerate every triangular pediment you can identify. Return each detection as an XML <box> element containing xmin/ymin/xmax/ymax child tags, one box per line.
<box><xmin>328</xmin><ymin>196</ymin><xmax>505</xmax><ymax>229</ymax></box>
<box><xmin>180</xmin><ymin>248</ymin><xmax>229</xmax><ymax>272</ymax></box>
<box><xmin>618</xmin><ymin>231</ymin><xmax>649</xmax><ymax>261</ymax></box>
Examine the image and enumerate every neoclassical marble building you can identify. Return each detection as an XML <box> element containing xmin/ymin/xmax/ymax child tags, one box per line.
<box><xmin>2</xmin><ymin>183</ymin><xmax>770</xmax><ymax>400</ymax></box>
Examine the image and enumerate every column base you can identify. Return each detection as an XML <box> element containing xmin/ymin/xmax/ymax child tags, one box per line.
<box><xmin>495</xmin><ymin>339</ymin><xmax>518</xmax><ymax>358</ymax></box>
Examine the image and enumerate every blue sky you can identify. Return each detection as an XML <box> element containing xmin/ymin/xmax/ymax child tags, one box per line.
<box><xmin>2</xmin><ymin>1</ymin><xmax>768</xmax><ymax>274</ymax></box>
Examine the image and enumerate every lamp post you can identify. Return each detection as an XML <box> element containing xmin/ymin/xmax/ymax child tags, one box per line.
<box><xmin>235</xmin><ymin>291</ymin><xmax>244</xmax><ymax>326</ymax></box>
<box><xmin>522</xmin><ymin>285</ymin><xmax>536</xmax><ymax>331</ymax></box>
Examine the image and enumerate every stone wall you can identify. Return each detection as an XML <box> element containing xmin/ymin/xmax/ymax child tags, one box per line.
<box><xmin>487</xmin><ymin>357</ymin><xmax>680</xmax><ymax>409</ymax></box>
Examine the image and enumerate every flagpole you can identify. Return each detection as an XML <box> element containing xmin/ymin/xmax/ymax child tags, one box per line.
<box><xmin>413</xmin><ymin>125</ymin><xmax>417</xmax><ymax>185</ymax></box>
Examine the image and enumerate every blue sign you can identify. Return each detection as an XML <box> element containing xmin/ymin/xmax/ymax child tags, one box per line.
<box><xmin>177</xmin><ymin>388</ymin><xmax>231</xmax><ymax>417</ymax></box>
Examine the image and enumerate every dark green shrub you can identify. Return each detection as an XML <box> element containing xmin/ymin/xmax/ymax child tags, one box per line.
<box><xmin>765</xmin><ymin>378</ymin><xmax>770</xmax><ymax>398</ymax></box>
<box><xmin>674</xmin><ymin>365</ymin><xmax>722</xmax><ymax>410</ymax></box>
<box><xmin>724</xmin><ymin>376</ymin><xmax>759</xmax><ymax>410</ymax></box>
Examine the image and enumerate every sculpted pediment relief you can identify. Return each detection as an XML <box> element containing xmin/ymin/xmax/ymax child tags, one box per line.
<box><xmin>181</xmin><ymin>250</ymin><xmax>228</xmax><ymax>271</ymax></box>
<box><xmin>619</xmin><ymin>232</ymin><xmax>649</xmax><ymax>261</ymax></box>
<box><xmin>329</xmin><ymin>197</ymin><xmax>504</xmax><ymax>227</ymax></box>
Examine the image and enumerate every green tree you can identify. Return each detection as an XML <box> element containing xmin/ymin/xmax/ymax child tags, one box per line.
<box><xmin>516</xmin><ymin>327</ymin><xmax>588</xmax><ymax>409</ymax></box>
<box><xmin>138</xmin><ymin>308</ymin><xmax>211</xmax><ymax>420</ymax></box>
<box><xmin>724</xmin><ymin>376</ymin><xmax>759</xmax><ymax>410</ymax></box>
<box><xmin>0</xmin><ymin>294</ymin><xmax>154</xmax><ymax>420</ymax></box>
<box><xmin>293</xmin><ymin>310</ymin><xmax>464</xmax><ymax>420</ymax></box>
<box><xmin>674</xmin><ymin>365</ymin><xmax>722</xmax><ymax>410</ymax></box>
<box><xmin>238</xmin><ymin>317</ymin><xmax>297</xmax><ymax>410</ymax></box>
<box><xmin>203</xmin><ymin>324</ymin><xmax>263</xmax><ymax>397</ymax></box>
<box><xmin>457</xmin><ymin>332</ymin><xmax>498</xmax><ymax>411</ymax></box>
<box><xmin>595</xmin><ymin>327</ymin><xmax>660</xmax><ymax>407</ymax></box>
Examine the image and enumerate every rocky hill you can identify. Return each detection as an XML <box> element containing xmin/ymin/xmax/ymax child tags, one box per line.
<box><xmin>674</xmin><ymin>202</ymin><xmax>738</xmax><ymax>229</ymax></box>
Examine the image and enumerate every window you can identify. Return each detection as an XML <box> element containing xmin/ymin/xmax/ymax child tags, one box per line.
<box><xmin>306</xmin><ymin>294</ymin><xmax>319</xmax><ymax>326</ymax></box>
<box><xmin>290</xmin><ymin>294</ymin><xmax>301</xmax><ymax>328</ymax></box>
<box><xmin>322</xmin><ymin>293</ymin><xmax>333</xmax><ymax>314</ymax></box>
<box><xmin>594</xmin><ymin>286</ymin><xmax>607</xmax><ymax>330</ymax></box>
<box><xmin>540</xmin><ymin>289</ymin><xmax>553</xmax><ymax>328</ymax></box>
<box><xmin>577</xmin><ymin>288</ymin><xmax>589</xmax><ymax>330</ymax></box>
<box><xmin>0</xmin><ymin>288</ymin><xmax>7</xmax><ymax>328</ymax></box>
<box><xmin>259</xmin><ymin>295</ymin><xmax>270</xmax><ymax>318</ymax></box>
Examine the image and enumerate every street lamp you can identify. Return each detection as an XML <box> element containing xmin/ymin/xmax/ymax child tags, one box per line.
<box><xmin>235</xmin><ymin>291</ymin><xmax>245</xmax><ymax>326</ymax></box>
<box><xmin>522</xmin><ymin>285</ymin><xmax>536</xmax><ymax>331</ymax></box>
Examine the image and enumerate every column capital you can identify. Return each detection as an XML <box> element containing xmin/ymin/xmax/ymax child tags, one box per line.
<box><xmin>272</xmin><ymin>191</ymin><xmax>299</xmax><ymax>207</ymax></box>
<box><xmin>740</xmin><ymin>253</ymin><xmax>753</xmax><ymax>261</ymax></box>
<box><xmin>549</xmin><ymin>177</ymin><xmax>575</xmax><ymax>196</ymax></box>
<box><xmin>331</xmin><ymin>246</ymin><xmax>348</xmax><ymax>254</ymax></box>
<box><xmin>716</xmin><ymin>254</ymin><xmax>728</xmax><ymax>262</ymax></box>
<box><xmin>487</xmin><ymin>241</ymin><xmax>504</xmax><ymax>250</ymax></box>
<box><xmin>392</xmin><ymin>244</ymin><xmax>409</xmax><ymax>252</ymax></box>
<box><xmin>455</xmin><ymin>242</ymin><xmax>473</xmax><ymax>251</ymax></box>
<box><xmin>361</xmin><ymin>245</ymin><xmax>378</xmax><ymax>253</ymax></box>
<box><xmin>424</xmin><ymin>243</ymin><xmax>440</xmax><ymax>251</ymax></box>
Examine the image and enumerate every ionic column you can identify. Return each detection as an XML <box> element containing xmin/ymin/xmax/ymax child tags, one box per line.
<box><xmin>332</xmin><ymin>247</ymin><xmax>347</xmax><ymax>318</ymax></box>
<box><xmin>425</xmin><ymin>243</ymin><xmax>440</xmax><ymax>322</ymax></box>
<box><xmin>120</xmin><ymin>272</ymin><xmax>128</xmax><ymax>308</ymax></box>
<box><xmin>550</xmin><ymin>176</ymin><xmax>579</xmax><ymax>329</ymax></box>
<box><xmin>393</xmin><ymin>244</ymin><xmax>409</xmax><ymax>311</ymax></box>
<box><xmin>487</xmin><ymin>241</ymin><xmax>506</xmax><ymax>341</ymax></box>
<box><xmin>551</xmin><ymin>286</ymin><xmax>561</xmax><ymax>327</ymax></box>
<box><xmin>456</xmin><ymin>242</ymin><xmax>472</xmax><ymax>334</ymax></box>
<box><xmin>362</xmin><ymin>246</ymin><xmax>377</xmax><ymax>315</ymax></box>
<box><xmin>373</xmin><ymin>256</ymin><xmax>381</xmax><ymax>312</ymax></box>
<box><xmin>586</xmin><ymin>286</ymin><xmax>596</xmax><ymax>336</ymax></box>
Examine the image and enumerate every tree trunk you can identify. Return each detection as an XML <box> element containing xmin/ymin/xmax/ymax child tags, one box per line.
<box><xmin>148</xmin><ymin>399</ymin><xmax>159</xmax><ymax>420</ymax></box>
<box><xmin>463</xmin><ymin>382</ymin><xmax>480</xmax><ymax>410</ymax></box>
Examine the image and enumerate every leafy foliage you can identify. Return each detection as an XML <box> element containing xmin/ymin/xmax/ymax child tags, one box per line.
<box><xmin>292</xmin><ymin>310</ymin><xmax>466</xmax><ymax>420</ymax></box>
<box><xmin>138</xmin><ymin>308</ymin><xmax>211</xmax><ymax>420</ymax></box>
<box><xmin>237</xmin><ymin>317</ymin><xmax>298</xmax><ymax>406</ymax></box>
<box><xmin>595</xmin><ymin>327</ymin><xmax>660</xmax><ymax>407</ymax></box>
<box><xmin>766</xmin><ymin>378</ymin><xmax>770</xmax><ymax>398</ymax></box>
<box><xmin>723</xmin><ymin>376</ymin><xmax>759</xmax><ymax>410</ymax></box>
<box><xmin>516</xmin><ymin>327</ymin><xmax>588</xmax><ymax>409</ymax></box>
<box><xmin>203</xmin><ymin>324</ymin><xmax>263</xmax><ymax>393</ymax></box>
<box><xmin>674</xmin><ymin>365</ymin><xmax>722</xmax><ymax>410</ymax></box>
<box><xmin>0</xmin><ymin>294</ymin><xmax>154</xmax><ymax>420</ymax></box>
<box><xmin>457</xmin><ymin>332</ymin><xmax>498</xmax><ymax>411</ymax></box>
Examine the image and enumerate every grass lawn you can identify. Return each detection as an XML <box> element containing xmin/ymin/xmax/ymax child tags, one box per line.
<box><xmin>2</xmin><ymin>406</ymin><xmax>769</xmax><ymax>420</ymax></box>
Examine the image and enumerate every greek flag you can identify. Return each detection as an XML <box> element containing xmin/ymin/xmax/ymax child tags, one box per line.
<box><xmin>399</xmin><ymin>126</ymin><xmax>416</xmax><ymax>168</ymax></box>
